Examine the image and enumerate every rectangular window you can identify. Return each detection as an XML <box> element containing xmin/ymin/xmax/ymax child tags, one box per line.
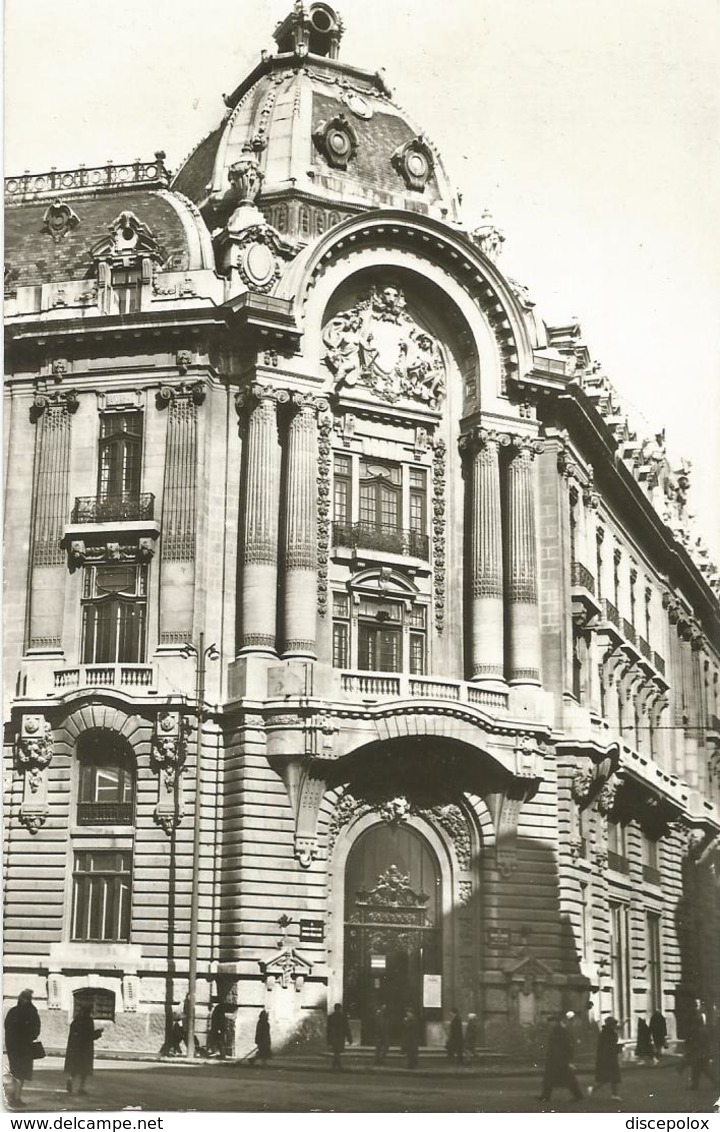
<box><xmin>72</xmin><ymin>850</ymin><xmax>132</xmax><ymax>942</ymax></box>
<box><xmin>580</xmin><ymin>882</ymin><xmax>592</xmax><ymax>961</ymax></box>
<box><xmin>332</xmin><ymin>593</ymin><xmax>350</xmax><ymax>669</ymax></box>
<box><xmin>408</xmin><ymin>605</ymin><xmax>426</xmax><ymax>676</ymax></box>
<box><xmin>646</xmin><ymin>912</ymin><xmax>662</xmax><ymax>1011</ymax></box>
<box><xmin>609</xmin><ymin>902</ymin><xmax>632</xmax><ymax>1022</ymax></box>
<box><xmin>358</xmin><ymin>625</ymin><xmax>402</xmax><ymax>672</ymax></box>
<box><xmin>82</xmin><ymin>564</ymin><xmax>147</xmax><ymax>665</ymax></box>
<box><xmin>98</xmin><ymin>411</ymin><xmax>143</xmax><ymax>502</ymax></box>
<box><xmin>607</xmin><ymin>820</ymin><xmax>630</xmax><ymax>873</ymax></box>
<box><xmin>359</xmin><ymin>460</ymin><xmax>401</xmax><ymax>533</ymax></box>
<box><xmin>333</xmin><ymin>454</ymin><xmax>352</xmax><ymax>529</ymax></box>
<box><xmin>112</xmin><ymin>267</ymin><xmax>142</xmax><ymax>315</ymax></box>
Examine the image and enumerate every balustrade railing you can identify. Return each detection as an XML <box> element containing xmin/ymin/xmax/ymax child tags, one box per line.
<box><xmin>332</xmin><ymin>522</ymin><xmax>429</xmax><ymax>559</ymax></box>
<box><xmin>5</xmin><ymin>156</ymin><xmax>170</xmax><ymax>199</ymax></box>
<box><xmin>72</xmin><ymin>493</ymin><xmax>155</xmax><ymax>524</ymax></box>
<box><xmin>339</xmin><ymin>671</ymin><xmax>509</xmax><ymax>710</ymax></box>
<box><xmin>571</xmin><ymin>561</ymin><xmax>595</xmax><ymax>594</ymax></box>
<box><xmin>54</xmin><ymin>664</ymin><xmax>154</xmax><ymax>690</ymax></box>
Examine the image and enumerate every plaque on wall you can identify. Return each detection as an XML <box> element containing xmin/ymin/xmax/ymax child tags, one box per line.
<box><xmin>423</xmin><ymin>973</ymin><xmax>442</xmax><ymax>1009</ymax></box>
<box><xmin>487</xmin><ymin>929</ymin><xmax>511</xmax><ymax>949</ymax></box>
<box><xmin>299</xmin><ymin>919</ymin><xmax>324</xmax><ymax>942</ymax></box>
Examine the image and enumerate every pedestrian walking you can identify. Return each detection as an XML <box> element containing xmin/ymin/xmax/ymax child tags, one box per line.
<box><xmin>685</xmin><ymin>1019</ymin><xmax>718</xmax><ymax>1091</ymax></box>
<box><xmin>327</xmin><ymin>1003</ymin><xmax>352</xmax><ymax>1071</ymax></box>
<box><xmin>166</xmin><ymin>1011</ymin><xmax>185</xmax><ymax>1055</ymax></box>
<box><xmin>64</xmin><ymin>1003</ymin><xmax>103</xmax><ymax>1097</ymax></box>
<box><xmin>445</xmin><ymin>1008</ymin><xmax>464</xmax><ymax>1065</ymax></box>
<box><xmin>4</xmin><ymin>989</ymin><xmax>41</xmax><ymax>1108</ymax></box>
<box><xmin>464</xmin><ymin>1013</ymin><xmax>479</xmax><ymax>1061</ymax></box>
<box><xmin>587</xmin><ymin>1016</ymin><xmax>622</xmax><ymax>1101</ymax></box>
<box><xmin>253</xmin><ymin>1009</ymin><xmax>272</xmax><ymax>1066</ymax></box>
<box><xmin>635</xmin><ymin>1018</ymin><xmax>654</xmax><ymax>1062</ymax></box>
<box><xmin>538</xmin><ymin>1011</ymin><xmax>583</xmax><ymax>1102</ymax></box>
<box><xmin>207</xmin><ymin>1001</ymin><xmax>226</xmax><ymax>1058</ymax></box>
<box><xmin>401</xmin><ymin>1007</ymin><xmax>420</xmax><ymax>1070</ymax></box>
<box><xmin>649</xmin><ymin>1010</ymin><xmax>667</xmax><ymax>1059</ymax></box>
<box><xmin>374</xmin><ymin>1004</ymin><xmax>389</xmax><ymax>1065</ymax></box>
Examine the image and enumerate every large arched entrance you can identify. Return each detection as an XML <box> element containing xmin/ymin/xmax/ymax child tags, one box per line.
<box><xmin>343</xmin><ymin>823</ymin><xmax>441</xmax><ymax>1044</ymax></box>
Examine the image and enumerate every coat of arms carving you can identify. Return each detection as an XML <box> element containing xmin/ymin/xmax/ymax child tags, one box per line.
<box><xmin>322</xmin><ymin>285</ymin><xmax>445</xmax><ymax>407</ymax></box>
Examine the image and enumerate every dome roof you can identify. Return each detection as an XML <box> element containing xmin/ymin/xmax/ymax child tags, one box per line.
<box><xmin>172</xmin><ymin>3</ymin><xmax>460</xmax><ymax>228</ymax></box>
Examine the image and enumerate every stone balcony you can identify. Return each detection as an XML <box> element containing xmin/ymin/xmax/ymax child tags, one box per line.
<box><xmin>339</xmin><ymin>670</ymin><xmax>509</xmax><ymax>711</ymax></box>
<box><xmin>16</xmin><ymin>660</ymin><xmax>158</xmax><ymax>701</ymax></box>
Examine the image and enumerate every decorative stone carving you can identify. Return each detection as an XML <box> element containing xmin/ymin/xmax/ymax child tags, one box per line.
<box><xmin>325</xmin><ymin>789</ymin><xmax>472</xmax><ymax>869</ymax></box>
<box><xmin>92</xmin><ymin>210</ymin><xmax>162</xmax><ymax>264</ymax></box>
<box><xmin>313</xmin><ymin>113</ymin><xmax>358</xmax><ymax>170</ymax></box>
<box><xmin>153</xmin><ymin>809</ymin><xmax>183</xmax><ymax>835</ymax></box>
<box><xmin>17</xmin><ymin>715</ymin><xmax>53</xmax><ymax>793</ymax></box>
<box><xmin>459</xmin><ymin>880</ymin><xmax>473</xmax><ymax>906</ymax></box>
<box><xmin>571</xmin><ymin>769</ymin><xmax>594</xmax><ymax>804</ymax></box>
<box><xmin>469</xmin><ymin>211</ymin><xmax>505</xmax><ymax>261</ymax></box>
<box><xmin>43</xmin><ymin>201</ymin><xmax>80</xmax><ymax>242</ymax></box>
<box><xmin>432</xmin><ymin>439</ymin><xmax>447</xmax><ymax>633</ymax></box>
<box><xmin>322</xmin><ymin>285</ymin><xmax>445</xmax><ymax>406</ymax></box>
<box><xmin>391</xmin><ymin>136</ymin><xmax>435</xmax><ymax>191</ymax></box>
<box><xmin>151</xmin><ymin>712</ymin><xmax>187</xmax><ymax>789</ymax></box>
<box><xmin>30</xmin><ymin>386</ymin><xmax>79</xmax><ymax>423</ymax></box>
<box><xmin>259</xmin><ymin>948</ymin><xmax>312</xmax><ymax>992</ymax></box>
<box><xmin>596</xmin><ymin>779</ymin><xmax>618</xmax><ymax>816</ymax></box>
<box><xmin>295</xmin><ymin>836</ymin><xmax>319</xmax><ymax>868</ymax></box>
<box><xmin>316</xmin><ymin>413</ymin><xmax>332</xmax><ymax>617</ymax></box>
<box><xmin>68</xmin><ymin>539</ymin><xmax>155</xmax><ymax>567</ymax></box>
<box><xmin>228</xmin><ymin>139</ymin><xmax>266</xmax><ymax>205</ymax></box>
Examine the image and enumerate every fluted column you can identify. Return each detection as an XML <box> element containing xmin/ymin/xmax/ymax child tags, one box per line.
<box><xmin>463</xmin><ymin>429</ymin><xmax>507</xmax><ymax>682</ymax></box>
<box><xmin>506</xmin><ymin>435</ymin><xmax>543</xmax><ymax>685</ymax></box>
<box><xmin>283</xmin><ymin>393</ymin><xmax>328</xmax><ymax>659</ymax></box>
<box><xmin>236</xmin><ymin>384</ymin><xmax>287</xmax><ymax>656</ymax></box>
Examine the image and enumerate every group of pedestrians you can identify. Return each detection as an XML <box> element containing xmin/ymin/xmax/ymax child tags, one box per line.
<box><xmin>4</xmin><ymin>989</ymin><xmax>102</xmax><ymax>1107</ymax></box>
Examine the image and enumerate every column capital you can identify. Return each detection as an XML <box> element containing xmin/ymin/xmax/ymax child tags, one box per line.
<box><xmin>290</xmin><ymin>391</ymin><xmax>330</xmax><ymax>415</ymax></box>
<box><xmin>234</xmin><ymin>383</ymin><xmax>290</xmax><ymax>416</ymax></box>
<box><xmin>459</xmin><ymin>427</ymin><xmax>511</xmax><ymax>457</ymax></box>
<box><xmin>30</xmin><ymin>386</ymin><xmax>79</xmax><ymax>423</ymax></box>
<box><xmin>507</xmin><ymin>433</ymin><xmax>544</xmax><ymax>458</ymax></box>
<box><xmin>157</xmin><ymin>381</ymin><xmax>206</xmax><ymax>407</ymax></box>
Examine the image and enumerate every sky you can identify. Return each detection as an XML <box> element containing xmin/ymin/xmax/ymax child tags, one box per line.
<box><xmin>5</xmin><ymin>0</ymin><xmax>720</xmax><ymax>557</ymax></box>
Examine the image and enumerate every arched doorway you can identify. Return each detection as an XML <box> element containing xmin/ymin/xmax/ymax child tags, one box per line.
<box><xmin>343</xmin><ymin>823</ymin><xmax>441</xmax><ymax>1045</ymax></box>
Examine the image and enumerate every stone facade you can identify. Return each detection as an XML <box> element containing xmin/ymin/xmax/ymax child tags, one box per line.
<box><xmin>4</xmin><ymin>4</ymin><xmax>720</xmax><ymax>1059</ymax></box>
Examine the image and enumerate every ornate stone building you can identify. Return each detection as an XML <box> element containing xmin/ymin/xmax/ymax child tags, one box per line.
<box><xmin>4</xmin><ymin>3</ymin><xmax>720</xmax><ymax>1056</ymax></box>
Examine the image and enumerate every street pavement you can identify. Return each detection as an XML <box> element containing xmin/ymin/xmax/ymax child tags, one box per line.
<box><xmin>4</xmin><ymin>1055</ymin><xmax>719</xmax><ymax>1114</ymax></box>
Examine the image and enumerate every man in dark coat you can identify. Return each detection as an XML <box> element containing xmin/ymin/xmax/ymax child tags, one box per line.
<box><xmin>649</xmin><ymin>1010</ymin><xmax>667</xmax><ymax>1059</ymax></box>
<box><xmin>374</xmin><ymin>1004</ymin><xmax>389</xmax><ymax>1065</ymax></box>
<box><xmin>446</xmin><ymin>1008</ymin><xmax>464</xmax><ymax>1065</ymax></box>
<box><xmin>207</xmin><ymin>1002</ymin><xmax>226</xmax><ymax>1058</ymax></box>
<box><xmin>401</xmin><ymin>1008</ymin><xmax>420</xmax><ymax>1069</ymax></box>
<box><xmin>4</xmin><ymin>989</ymin><xmax>41</xmax><ymax>1107</ymax></box>
<box><xmin>685</xmin><ymin>1019</ymin><xmax>718</xmax><ymax>1091</ymax></box>
<box><xmin>327</xmin><ymin>1003</ymin><xmax>352</xmax><ymax>1071</ymax></box>
<box><xmin>636</xmin><ymin>1018</ymin><xmax>654</xmax><ymax>1062</ymax></box>
<box><xmin>588</xmin><ymin>1016</ymin><xmax>622</xmax><ymax>1100</ymax></box>
<box><xmin>465</xmin><ymin>1013</ymin><xmax>479</xmax><ymax>1061</ymax></box>
<box><xmin>538</xmin><ymin>1012</ymin><xmax>583</xmax><ymax>1102</ymax></box>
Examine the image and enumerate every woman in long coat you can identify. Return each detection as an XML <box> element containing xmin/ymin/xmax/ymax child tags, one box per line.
<box><xmin>64</xmin><ymin>1004</ymin><xmax>103</xmax><ymax>1096</ymax></box>
<box><xmin>4</xmin><ymin>989</ymin><xmax>41</xmax><ymax>1107</ymax></box>
<box><xmin>254</xmin><ymin>1009</ymin><xmax>272</xmax><ymax>1065</ymax></box>
<box><xmin>588</xmin><ymin>1016</ymin><xmax>622</xmax><ymax>1100</ymax></box>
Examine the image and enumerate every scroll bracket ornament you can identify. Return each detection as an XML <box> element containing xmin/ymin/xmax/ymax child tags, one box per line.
<box><xmin>151</xmin><ymin>711</ymin><xmax>188</xmax><ymax>835</ymax></box>
<box><xmin>17</xmin><ymin>714</ymin><xmax>54</xmax><ymax>835</ymax></box>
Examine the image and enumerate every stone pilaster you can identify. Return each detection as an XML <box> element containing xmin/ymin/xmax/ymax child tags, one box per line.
<box><xmin>462</xmin><ymin>429</ymin><xmax>507</xmax><ymax>683</ymax></box>
<box><xmin>28</xmin><ymin>386</ymin><xmax>78</xmax><ymax>652</ymax></box>
<box><xmin>506</xmin><ymin>435</ymin><xmax>543</xmax><ymax>685</ymax></box>
<box><xmin>236</xmin><ymin>384</ymin><xmax>288</xmax><ymax>656</ymax></box>
<box><xmin>282</xmin><ymin>393</ymin><xmax>328</xmax><ymax>659</ymax></box>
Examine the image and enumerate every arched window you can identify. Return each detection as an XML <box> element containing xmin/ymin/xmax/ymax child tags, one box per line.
<box><xmin>77</xmin><ymin>732</ymin><xmax>135</xmax><ymax>826</ymax></box>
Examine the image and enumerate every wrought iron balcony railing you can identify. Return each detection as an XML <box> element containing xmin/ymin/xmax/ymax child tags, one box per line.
<box><xmin>332</xmin><ymin>522</ymin><xmax>429</xmax><ymax>560</ymax></box>
<box><xmin>607</xmin><ymin>850</ymin><xmax>631</xmax><ymax>875</ymax></box>
<box><xmin>603</xmin><ymin>599</ymin><xmax>621</xmax><ymax>629</ymax></box>
<box><xmin>642</xmin><ymin>864</ymin><xmax>661</xmax><ymax>886</ymax></box>
<box><xmin>77</xmin><ymin>801</ymin><xmax>134</xmax><ymax>826</ymax></box>
<box><xmin>622</xmin><ymin>619</ymin><xmax>637</xmax><ymax>646</ymax></box>
<box><xmin>571</xmin><ymin>561</ymin><xmax>595</xmax><ymax>594</ymax></box>
<box><xmin>71</xmin><ymin>493</ymin><xmax>155</xmax><ymax>524</ymax></box>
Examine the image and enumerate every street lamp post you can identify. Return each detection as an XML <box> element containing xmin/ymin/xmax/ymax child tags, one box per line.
<box><xmin>184</xmin><ymin>632</ymin><xmax>219</xmax><ymax>1058</ymax></box>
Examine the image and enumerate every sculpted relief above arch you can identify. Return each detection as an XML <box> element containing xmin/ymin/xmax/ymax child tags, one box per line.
<box><xmin>322</xmin><ymin>284</ymin><xmax>445</xmax><ymax>408</ymax></box>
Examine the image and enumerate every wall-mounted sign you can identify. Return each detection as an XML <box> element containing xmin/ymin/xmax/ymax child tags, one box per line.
<box><xmin>487</xmin><ymin>929</ymin><xmax>511</xmax><ymax>949</ymax></box>
<box><xmin>423</xmin><ymin>973</ymin><xmax>442</xmax><ymax>1009</ymax></box>
<box><xmin>299</xmin><ymin>919</ymin><xmax>324</xmax><ymax>942</ymax></box>
<box><xmin>370</xmin><ymin>954</ymin><xmax>386</xmax><ymax>970</ymax></box>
